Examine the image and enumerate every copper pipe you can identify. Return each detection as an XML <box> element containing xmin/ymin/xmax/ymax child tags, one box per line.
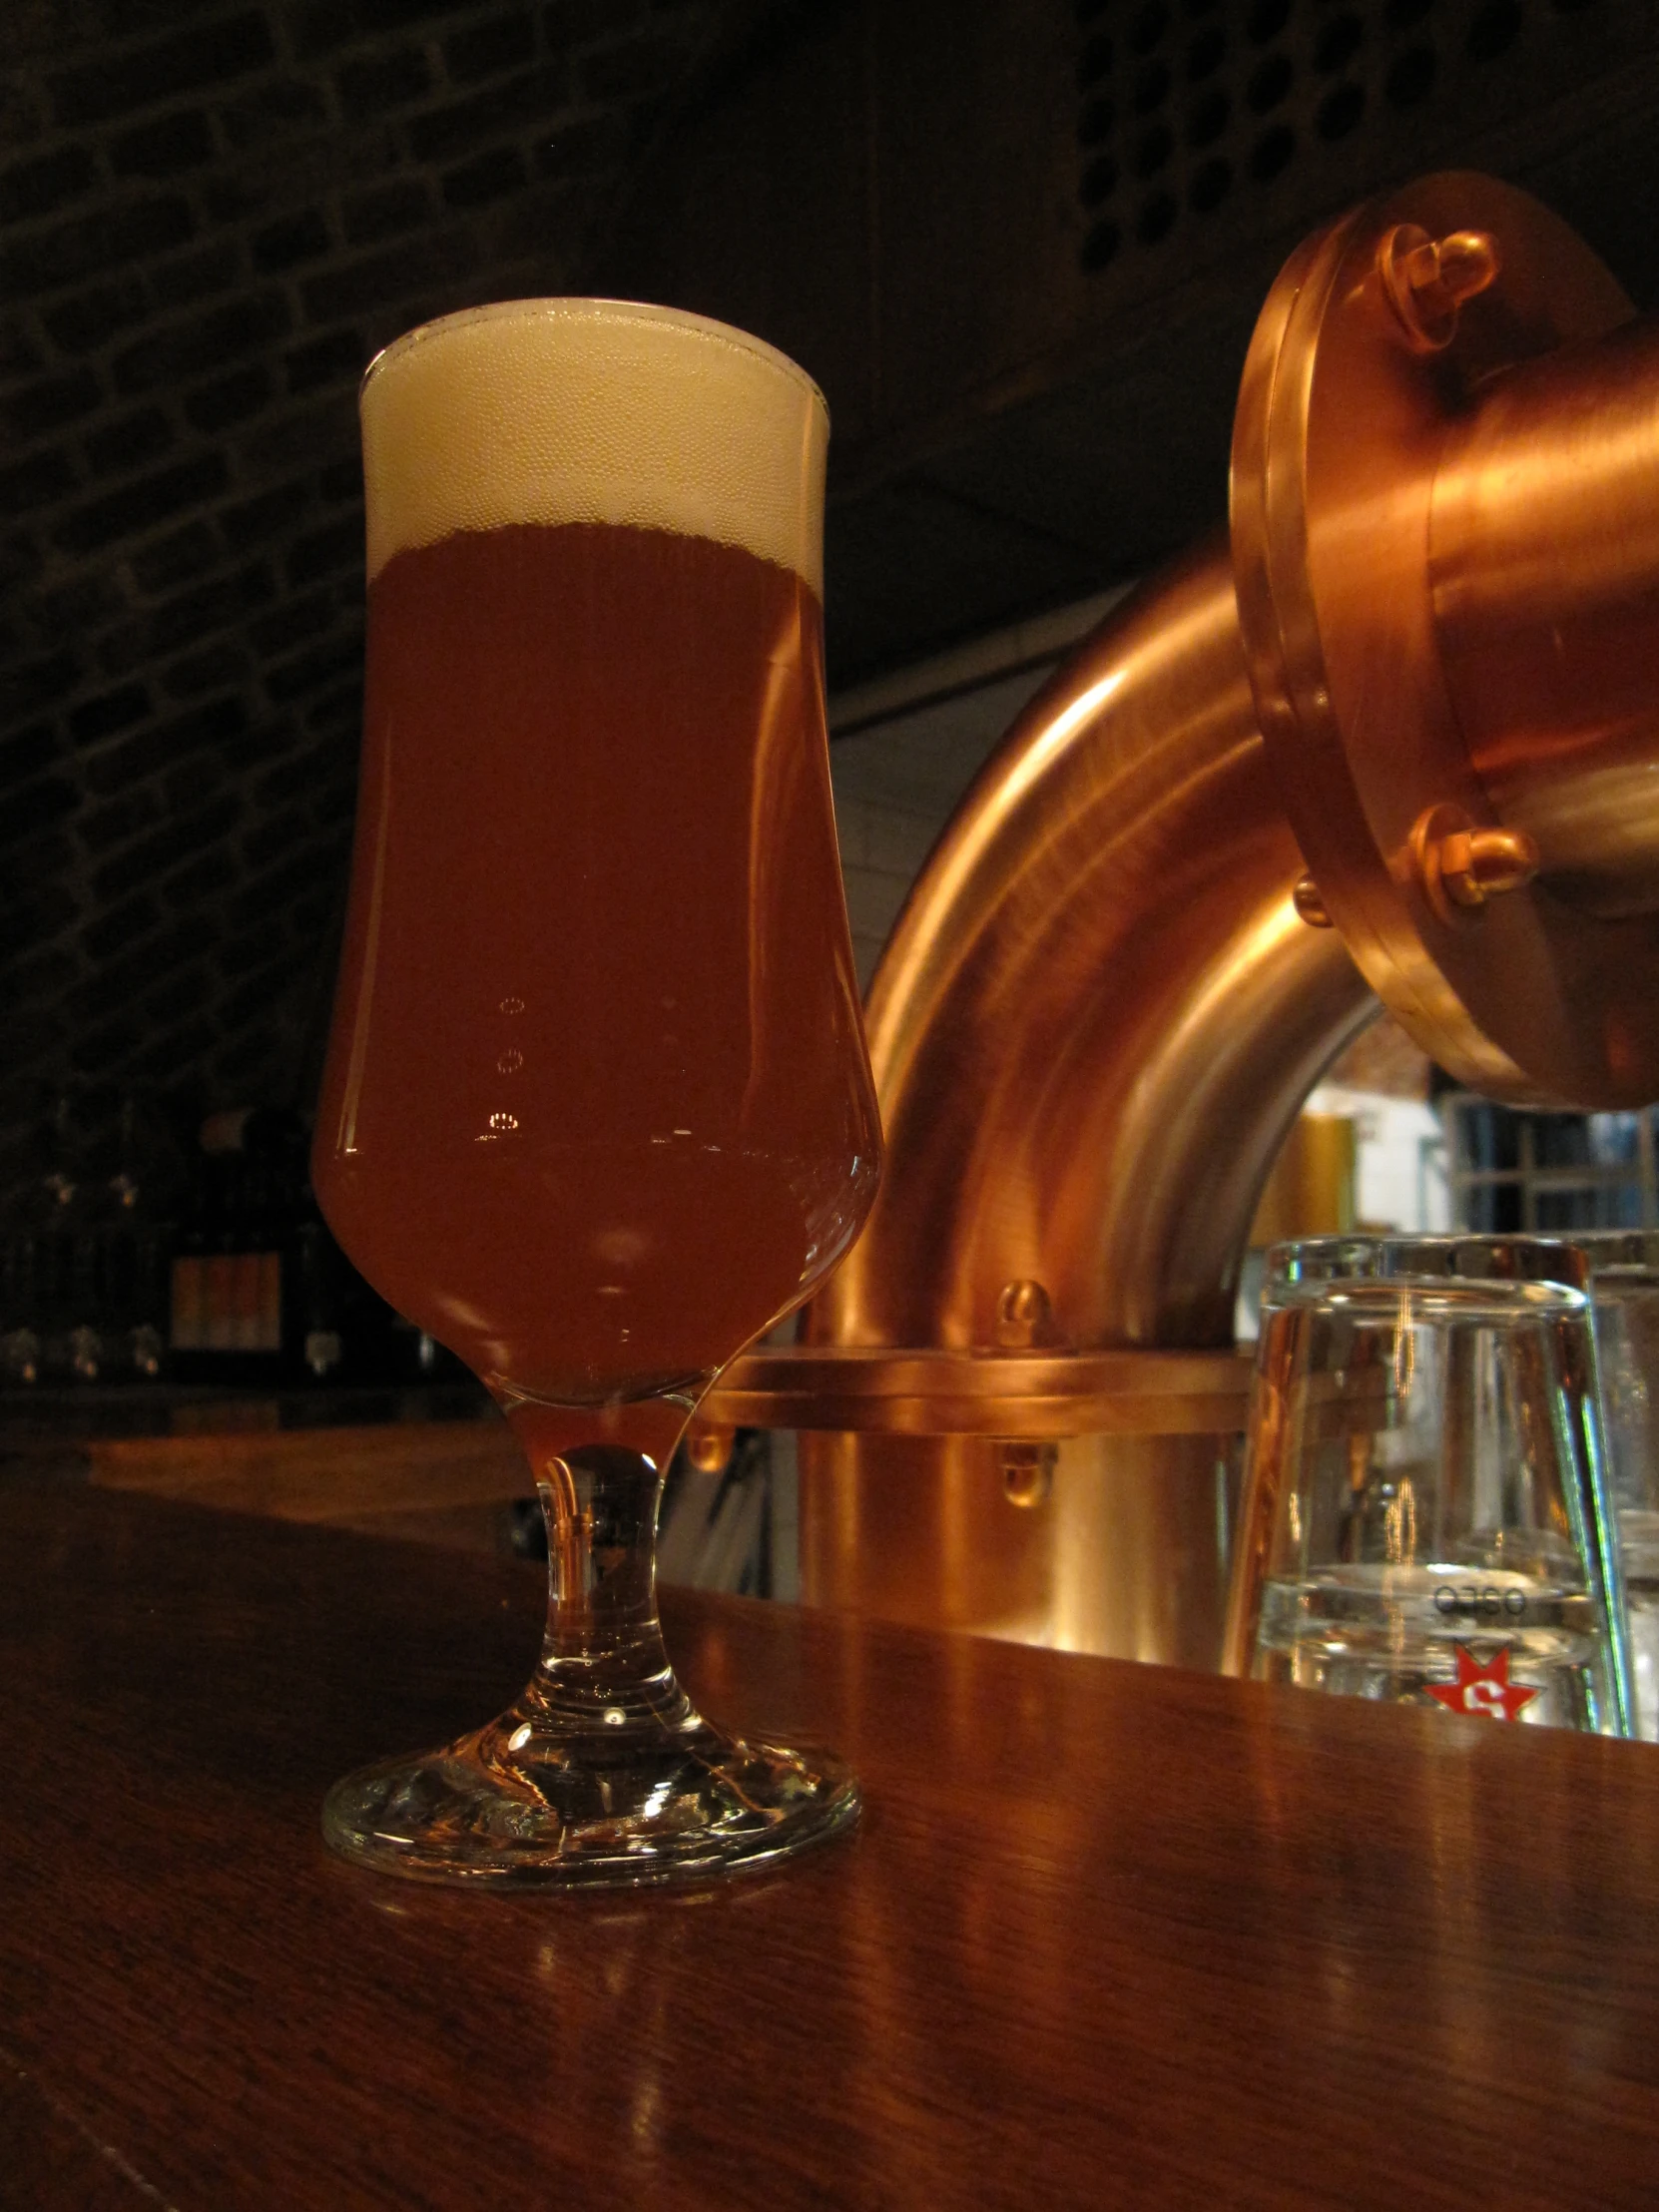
<box><xmin>792</xmin><ymin>539</ymin><xmax>1367</xmax><ymax>1662</ymax></box>
<box><xmin>778</xmin><ymin>173</ymin><xmax>1659</xmax><ymax>1666</ymax></box>
<box><xmin>1431</xmin><ymin>316</ymin><xmax>1659</xmax><ymax>921</ymax></box>
<box><xmin>809</xmin><ymin>533</ymin><xmax>1376</xmax><ymax>1360</ymax></box>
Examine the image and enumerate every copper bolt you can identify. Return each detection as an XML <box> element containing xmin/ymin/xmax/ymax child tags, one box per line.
<box><xmin>685</xmin><ymin>1421</ymin><xmax>735</xmax><ymax>1474</ymax></box>
<box><xmin>1413</xmin><ymin>805</ymin><xmax>1538</xmax><ymax>922</ymax></box>
<box><xmin>1381</xmin><ymin>225</ymin><xmax>1500</xmax><ymax>352</ymax></box>
<box><xmin>1293</xmin><ymin>873</ymin><xmax>1333</xmax><ymax>928</ymax></box>
<box><xmin>1436</xmin><ymin>826</ymin><xmax>1537</xmax><ymax>905</ymax></box>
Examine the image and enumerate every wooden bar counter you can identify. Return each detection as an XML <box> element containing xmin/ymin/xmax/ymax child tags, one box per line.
<box><xmin>4</xmin><ymin>1481</ymin><xmax>1659</xmax><ymax>2208</ymax></box>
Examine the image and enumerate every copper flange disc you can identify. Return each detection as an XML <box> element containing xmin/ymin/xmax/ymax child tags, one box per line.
<box><xmin>1230</xmin><ymin>171</ymin><xmax>1649</xmax><ymax>1107</ymax></box>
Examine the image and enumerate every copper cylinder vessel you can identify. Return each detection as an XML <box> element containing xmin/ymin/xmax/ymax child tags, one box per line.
<box><xmin>698</xmin><ymin>173</ymin><xmax>1659</xmax><ymax>1665</ymax></box>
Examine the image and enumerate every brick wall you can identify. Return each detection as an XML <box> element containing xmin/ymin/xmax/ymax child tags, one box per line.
<box><xmin>0</xmin><ymin>0</ymin><xmax>723</xmax><ymax>1190</ymax></box>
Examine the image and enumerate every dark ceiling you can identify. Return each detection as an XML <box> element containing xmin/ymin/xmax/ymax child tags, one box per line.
<box><xmin>603</xmin><ymin>0</ymin><xmax>1659</xmax><ymax>688</ymax></box>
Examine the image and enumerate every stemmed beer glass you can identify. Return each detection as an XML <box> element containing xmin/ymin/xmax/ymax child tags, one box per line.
<box><xmin>312</xmin><ymin>300</ymin><xmax>881</xmax><ymax>1886</ymax></box>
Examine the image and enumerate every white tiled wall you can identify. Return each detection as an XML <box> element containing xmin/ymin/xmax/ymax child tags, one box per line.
<box><xmin>1306</xmin><ymin>1084</ymin><xmax>1451</xmax><ymax>1233</ymax></box>
<box><xmin>829</xmin><ymin>664</ymin><xmax>1057</xmax><ymax>990</ymax></box>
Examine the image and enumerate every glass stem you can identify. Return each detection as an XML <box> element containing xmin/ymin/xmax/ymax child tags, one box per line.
<box><xmin>323</xmin><ymin>1399</ymin><xmax>858</xmax><ymax>1883</ymax></box>
<box><xmin>516</xmin><ymin>1442</ymin><xmax>694</xmax><ymax>1737</ymax></box>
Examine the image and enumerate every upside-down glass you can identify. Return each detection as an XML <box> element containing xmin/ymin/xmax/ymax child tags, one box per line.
<box><xmin>1577</xmin><ymin>1231</ymin><xmax>1659</xmax><ymax>1741</ymax></box>
<box><xmin>312</xmin><ymin>300</ymin><xmax>882</xmax><ymax>1885</ymax></box>
<box><xmin>1224</xmin><ymin>1237</ymin><xmax>1631</xmax><ymax>1734</ymax></box>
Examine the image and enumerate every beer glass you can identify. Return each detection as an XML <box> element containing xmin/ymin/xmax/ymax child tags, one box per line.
<box><xmin>1578</xmin><ymin>1231</ymin><xmax>1659</xmax><ymax>1740</ymax></box>
<box><xmin>312</xmin><ymin>300</ymin><xmax>882</xmax><ymax>1886</ymax></box>
<box><xmin>1224</xmin><ymin>1237</ymin><xmax>1631</xmax><ymax>1734</ymax></box>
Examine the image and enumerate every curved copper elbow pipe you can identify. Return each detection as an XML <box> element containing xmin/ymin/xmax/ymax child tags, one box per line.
<box><xmin>754</xmin><ymin>172</ymin><xmax>1659</xmax><ymax>1662</ymax></box>
<box><xmin>809</xmin><ymin>532</ymin><xmax>1376</xmax><ymax>1358</ymax></box>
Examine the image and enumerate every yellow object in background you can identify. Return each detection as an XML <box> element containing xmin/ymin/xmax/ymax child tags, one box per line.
<box><xmin>1249</xmin><ymin>1114</ymin><xmax>1358</xmax><ymax>1246</ymax></box>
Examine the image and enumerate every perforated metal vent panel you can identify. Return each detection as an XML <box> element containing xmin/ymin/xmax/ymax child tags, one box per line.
<box><xmin>1074</xmin><ymin>0</ymin><xmax>1631</xmax><ymax>283</ymax></box>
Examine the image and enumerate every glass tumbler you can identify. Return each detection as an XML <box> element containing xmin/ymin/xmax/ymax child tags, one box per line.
<box><xmin>1224</xmin><ymin>1236</ymin><xmax>1631</xmax><ymax>1735</ymax></box>
<box><xmin>1578</xmin><ymin>1232</ymin><xmax>1659</xmax><ymax>1741</ymax></box>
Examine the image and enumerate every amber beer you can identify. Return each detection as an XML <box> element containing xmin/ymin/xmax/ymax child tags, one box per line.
<box><xmin>313</xmin><ymin>303</ymin><xmax>878</xmax><ymax>1407</ymax></box>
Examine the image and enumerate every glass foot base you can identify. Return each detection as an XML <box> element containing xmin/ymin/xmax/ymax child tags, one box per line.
<box><xmin>322</xmin><ymin>1712</ymin><xmax>859</xmax><ymax>1890</ymax></box>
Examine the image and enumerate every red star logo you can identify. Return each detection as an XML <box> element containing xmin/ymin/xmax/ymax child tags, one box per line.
<box><xmin>1426</xmin><ymin>1644</ymin><xmax>1538</xmax><ymax>1722</ymax></box>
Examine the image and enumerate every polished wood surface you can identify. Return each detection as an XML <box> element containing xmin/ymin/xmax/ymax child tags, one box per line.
<box><xmin>4</xmin><ymin>1482</ymin><xmax>1659</xmax><ymax>2210</ymax></box>
<box><xmin>0</xmin><ymin>1385</ymin><xmax>523</xmax><ymax>1547</ymax></box>
<box><xmin>86</xmin><ymin>1414</ymin><xmax>525</xmax><ymax>1528</ymax></box>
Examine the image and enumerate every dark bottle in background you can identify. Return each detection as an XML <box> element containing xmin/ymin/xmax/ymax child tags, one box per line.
<box><xmin>170</xmin><ymin>1109</ymin><xmax>298</xmax><ymax>1385</ymax></box>
<box><xmin>102</xmin><ymin>1094</ymin><xmax>173</xmax><ymax>1381</ymax></box>
<box><xmin>293</xmin><ymin>1213</ymin><xmax>346</xmax><ymax>1383</ymax></box>
<box><xmin>13</xmin><ymin>1094</ymin><xmax>100</xmax><ymax>1384</ymax></box>
<box><xmin>0</xmin><ymin>1091</ymin><xmax>179</xmax><ymax>1386</ymax></box>
<box><xmin>40</xmin><ymin>1092</ymin><xmax>94</xmax><ymax>1382</ymax></box>
<box><xmin>0</xmin><ymin>1095</ymin><xmax>74</xmax><ymax>1386</ymax></box>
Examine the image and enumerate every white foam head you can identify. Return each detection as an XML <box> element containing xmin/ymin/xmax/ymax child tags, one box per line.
<box><xmin>359</xmin><ymin>298</ymin><xmax>829</xmax><ymax>595</ymax></box>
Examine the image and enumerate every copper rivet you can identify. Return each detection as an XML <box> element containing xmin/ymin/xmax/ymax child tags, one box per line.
<box><xmin>1292</xmin><ymin>873</ymin><xmax>1333</xmax><ymax>928</ymax></box>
